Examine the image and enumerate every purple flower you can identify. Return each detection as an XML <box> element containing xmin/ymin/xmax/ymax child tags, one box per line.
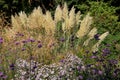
<box><xmin>91</xmin><ymin>56</ymin><xmax>97</xmax><ymax>59</ymax></box>
<box><xmin>92</xmin><ymin>69</ymin><xmax>97</xmax><ymax>74</ymax></box>
<box><xmin>60</xmin><ymin>59</ymin><xmax>65</xmax><ymax>63</ymax></box>
<box><xmin>94</xmin><ymin>34</ymin><xmax>100</xmax><ymax>40</ymax></box>
<box><xmin>22</xmin><ymin>48</ymin><xmax>26</xmax><ymax>51</ymax></box>
<box><xmin>10</xmin><ymin>63</ymin><xmax>15</xmax><ymax>70</ymax></box>
<box><xmin>15</xmin><ymin>41</ymin><xmax>20</xmax><ymax>45</ymax></box>
<box><xmin>0</xmin><ymin>72</ymin><xmax>7</xmax><ymax>79</ymax></box>
<box><xmin>98</xmin><ymin>70</ymin><xmax>103</xmax><ymax>75</ymax></box>
<box><xmin>16</xmin><ymin>32</ymin><xmax>24</xmax><ymax>37</ymax></box>
<box><xmin>0</xmin><ymin>37</ymin><xmax>3</xmax><ymax>44</ymax></box>
<box><xmin>22</xmin><ymin>40</ymin><xmax>27</xmax><ymax>43</ymax></box>
<box><xmin>77</xmin><ymin>66</ymin><xmax>81</xmax><ymax>71</ymax></box>
<box><xmin>102</xmin><ymin>53</ymin><xmax>108</xmax><ymax>56</ymax></box>
<box><xmin>32</xmin><ymin>63</ymin><xmax>37</xmax><ymax>72</ymax></box>
<box><xmin>114</xmin><ymin>68</ymin><xmax>120</xmax><ymax>74</ymax></box>
<box><xmin>109</xmin><ymin>59</ymin><xmax>118</xmax><ymax>65</ymax></box>
<box><xmin>0</xmin><ymin>37</ymin><xmax>3</xmax><ymax>41</ymax></box>
<box><xmin>27</xmin><ymin>38</ymin><xmax>35</xmax><ymax>42</ymax></box>
<box><xmin>0</xmin><ymin>40</ymin><xmax>3</xmax><ymax>44</ymax></box>
<box><xmin>59</xmin><ymin>37</ymin><xmax>65</xmax><ymax>42</ymax></box>
<box><xmin>79</xmin><ymin>75</ymin><xmax>83</xmax><ymax>79</ymax></box>
<box><xmin>1</xmin><ymin>75</ymin><xmax>7</xmax><ymax>79</ymax></box>
<box><xmin>30</xmin><ymin>39</ymin><xmax>35</xmax><ymax>42</ymax></box>
<box><xmin>0</xmin><ymin>37</ymin><xmax>3</xmax><ymax>40</ymax></box>
<box><xmin>0</xmin><ymin>72</ymin><xmax>3</xmax><ymax>77</ymax></box>
<box><xmin>38</xmin><ymin>43</ymin><xmax>42</xmax><ymax>48</ymax></box>
<box><xmin>105</xmin><ymin>44</ymin><xmax>111</xmax><ymax>47</ymax></box>
<box><xmin>102</xmin><ymin>48</ymin><xmax>110</xmax><ymax>54</ymax></box>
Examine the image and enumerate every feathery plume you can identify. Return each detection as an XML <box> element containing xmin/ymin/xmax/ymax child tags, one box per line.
<box><xmin>28</xmin><ymin>7</ymin><xmax>44</xmax><ymax>29</ymax></box>
<box><xmin>68</xmin><ymin>6</ymin><xmax>75</xmax><ymax>28</ymax></box>
<box><xmin>76</xmin><ymin>11</ymin><xmax>81</xmax><ymax>25</ymax></box>
<box><xmin>88</xmin><ymin>27</ymin><xmax>97</xmax><ymax>38</ymax></box>
<box><xmin>99</xmin><ymin>32</ymin><xmax>109</xmax><ymax>41</ymax></box>
<box><xmin>54</xmin><ymin>5</ymin><xmax>62</xmax><ymax>23</ymax></box>
<box><xmin>62</xmin><ymin>2</ymin><xmax>68</xmax><ymax>20</ymax></box>
<box><xmin>43</xmin><ymin>11</ymin><xmax>55</xmax><ymax>35</ymax></box>
<box><xmin>76</xmin><ymin>13</ymin><xmax>92</xmax><ymax>38</ymax></box>
<box><xmin>92</xmin><ymin>32</ymin><xmax>109</xmax><ymax>52</ymax></box>
<box><xmin>62</xmin><ymin>6</ymin><xmax>76</xmax><ymax>31</ymax></box>
<box><xmin>83</xmin><ymin>27</ymin><xmax>97</xmax><ymax>46</ymax></box>
<box><xmin>11</xmin><ymin>15</ymin><xmax>22</xmax><ymax>32</ymax></box>
<box><xmin>19</xmin><ymin>11</ymin><xmax>28</xmax><ymax>27</ymax></box>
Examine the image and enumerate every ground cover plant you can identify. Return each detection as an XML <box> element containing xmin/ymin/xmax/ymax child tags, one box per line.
<box><xmin>0</xmin><ymin>2</ymin><xmax>120</xmax><ymax>80</ymax></box>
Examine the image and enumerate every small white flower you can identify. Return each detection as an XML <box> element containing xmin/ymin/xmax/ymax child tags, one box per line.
<box><xmin>81</xmin><ymin>66</ymin><xmax>86</xmax><ymax>71</ymax></box>
<box><xmin>51</xmin><ymin>71</ymin><xmax>54</xmax><ymax>74</ymax></box>
<box><xmin>43</xmin><ymin>73</ymin><xmax>49</xmax><ymax>78</ymax></box>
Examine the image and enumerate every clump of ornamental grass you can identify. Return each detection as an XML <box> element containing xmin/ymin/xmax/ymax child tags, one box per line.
<box><xmin>2</xmin><ymin>1</ymin><xmax>109</xmax><ymax>68</ymax></box>
<box><xmin>0</xmin><ymin>3</ymin><xmax>110</xmax><ymax>79</ymax></box>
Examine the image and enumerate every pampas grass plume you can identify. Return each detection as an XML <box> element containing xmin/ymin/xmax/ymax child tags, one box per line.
<box><xmin>62</xmin><ymin>2</ymin><xmax>68</xmax><ymax>20</ymax></box>
<box><xmin>28</xmin><ymin>7</ymin><xmax>45</xmax><ymax>29</ymax></box>
<box><xmin>83</xmin><ymin>27</ymin><xmax>97</xmax><ymax>46</ymax></box>
<box><xmin>76</xmin><ymin>13</ymin><xmax>92</xmax><ymax>38</ymax></box>
<box><xmin>43</xmin><ymin>11</ymin><xmax>55</xmax><ymax>35</ymax></box>
<box><xmin>76</xmin><ymin>11</ymin><xmax>81</xmax><ymax>25</ymax></box>
<box><xmin>54</xmin><ymin>5</ymin><xmax>62</xmax><ymax>23</ymax></box>
<box><xmin>19</xmin><ymin>11</ymin><xmax>27</xmax><ymax>27</ymax></box>
<box><xmin>88</xmin><ymin>27</ymin><xmax>97</xmax><ymax>38</ymax></box>
<box><xmin>92</xmin><ymin>32</ymin><xmax>109</xmax><ymax>52</ymax></box>
<box><xmin>68</xmin><ymin>6</ymin><xmax>75</xmax><ymax>28</ymax></box>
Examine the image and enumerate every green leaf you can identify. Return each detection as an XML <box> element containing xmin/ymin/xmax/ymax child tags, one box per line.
<box><xmin>3</xmin><ymin>4</ymin><xmax>8</xmax><ymax>9</ymax></box>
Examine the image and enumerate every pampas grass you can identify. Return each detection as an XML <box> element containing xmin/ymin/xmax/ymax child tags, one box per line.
<box><xmin>2</xmin><ymin>2</ymin><xmax>108</xmax><ymax>65</ymax></box>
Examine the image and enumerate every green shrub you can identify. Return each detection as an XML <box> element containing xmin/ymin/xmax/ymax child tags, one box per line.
<box><xmin>76</xmin><ymin>1</ymin><xmax>120</xmax><ymax>35</ymax></box>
